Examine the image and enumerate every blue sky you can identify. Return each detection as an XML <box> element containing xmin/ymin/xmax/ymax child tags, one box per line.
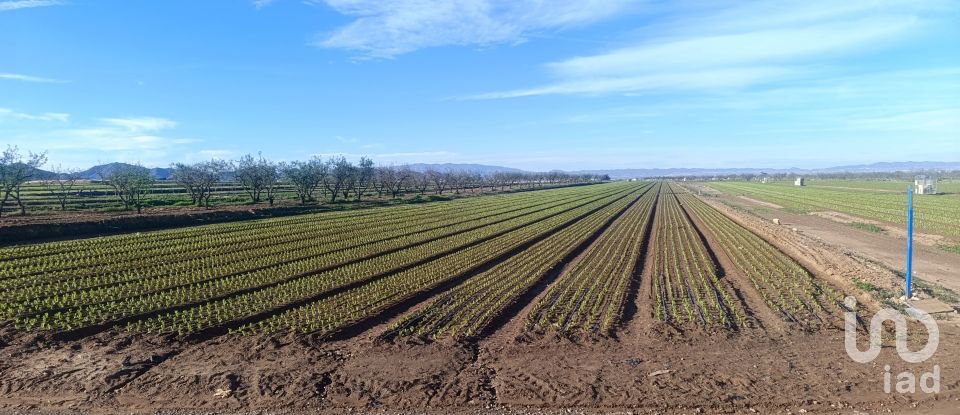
<box><xmin>1</xmin><ymin>0</ymin><xmax>958</xmax><ymax>170</ymax></box>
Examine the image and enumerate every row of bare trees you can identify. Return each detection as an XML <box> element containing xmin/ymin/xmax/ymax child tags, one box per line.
<box><xmin>0</xmin><ymin>145</ymin><xmax>607</xmax><ymax>216</ymax></box>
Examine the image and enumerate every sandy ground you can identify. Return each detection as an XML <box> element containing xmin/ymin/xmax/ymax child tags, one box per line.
<box><xmin>1</xmin><ymin>187</ymin><xmax>958</xmax><ymax>414</ymax></box>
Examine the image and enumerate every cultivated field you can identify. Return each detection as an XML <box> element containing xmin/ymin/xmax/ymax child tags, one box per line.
<box><xmin>0</xmin><ymin>180</ymin><xmax>957</xmax><ymax>414</ymax></box>
<box><xmin>708</xmin><ymin>180</ymin><xmax>960</xmax><ymax>238</ymax></box>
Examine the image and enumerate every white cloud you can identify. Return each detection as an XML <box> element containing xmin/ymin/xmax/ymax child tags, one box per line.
<box><xmin>470</xmin><ymin>0</ymin><xmax>950</xmax><ymax>98</ymax></box>
<box><xmin>470</xmin><ymin>66</ymin><xmax>805</xmax><ymax>98</ymax></box>
<box><xmin>548</xmin><ymin>17</ymin><xmax>916</xmax><ymax>79</ymax></box>
<box><xmin>0</xmin><ymin>107</ymin><xmax>69</xmax><ymax>122</ymax></box>
<box><xmin>0</xmin><ymin>72</ymin><xmax>68</xmax><ymax>83</ymax></box>
<box><xmin>845</xmin><ymin>109</ymin><xmax>960</xmax><ymax>134</ymax></box>
<box><xmin>0</xmin><ymin>0</ymin><xmax>61</xmax><ymax>12</ymax></box>
<box><xmin>9</xmin><ymin>116</ymin><xmax>196</xmax><ymax>167</ymax></box>
<box><xmin>252</xmin><ymin>0</ymin><xmax>275</xmax><ymax>9</ymax></box>
<box><xmin>313</xmin><ymin>0</ymin><xmax>637</xmax><ymax>58</ymax></box>
<box><xmin>99</xmin><ymin>117</ymin><xmax>178</xmax><ymax>132</ymax></box>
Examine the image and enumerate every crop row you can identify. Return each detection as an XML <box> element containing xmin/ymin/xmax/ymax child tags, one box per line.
<box><xmin>651</xmin><ymin>184</ymin><xmax>745</xmax><ymax>328</ymax></box>
<box><xmin>0</xmin><ymin>186</ymin><xmax>577</xmax><ymax>273</ymax></box>
<box><xmin>524</xmin><ymin>182</ymin><xmax>659</xmax><ymax>335</ymax></box>
<box><xmin>678</xmin><ymin>190</ymin><xmax>842</xmax><ymax>328</ymax></box>
<box><xmin>104</xmin><ymin>182</ymin><xmax>646</xmax><ymax>335</ymax></box>
<box><xmin>2</xmin><ymin>186</ymin><xmax>613</xmax><ymax>319</ymax></box>
<box><xmin>10</xmin><ymin>183</ymin><xmax>639</xmax><ymax>332</ymax></box>
<box><xmin>0</xmin><ymin>187</ymin><xmax>602</xmax><ymax>303</ymax></box>
<box><xmin>386</xmin><ymin>184</ymin><xmax>651</xmax><ymax>340</ymax></box>
<box><xmin>230</xmin><ymin>183</ymin><xmax>649</xmax><ymax>338</ymax></box>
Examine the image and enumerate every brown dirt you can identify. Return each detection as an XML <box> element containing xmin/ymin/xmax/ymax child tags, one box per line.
<box><xmin>809</xmin><ymin>211</ymin><xmax>948</xmax><ymax>246</ymax></box>
<box><xmin>2</xmin><ymin>324</ymin><xmax>958</xmax><ymax>414</ymax></box>
<box><xmin>701</xmin><ymin>188</ymin><xmax>960</xmax><ymax>297</ymax></box>
<box><xmin>2</xmin><ymin>184</ymin><xmax>960</xmax><ymax>414</ymax></box>
<box><xmin>738</xmin><ymin>195</ymin><xmax>784</xmax><ymax>209</ymax></box>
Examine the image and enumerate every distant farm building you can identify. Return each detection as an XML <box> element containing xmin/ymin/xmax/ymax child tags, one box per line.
<box><xmin>794</xmin><ymin>177</ymin><xmax>805</xmax><ymax>186</ymax></box>
<box><xmin>915</xmin><ymin>175</ymin><xmax>938</xmax><ymax>195</ymax></box>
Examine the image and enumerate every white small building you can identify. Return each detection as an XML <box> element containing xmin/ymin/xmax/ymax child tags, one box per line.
<box><xmin>794</xmin><ymin>177</ymin><xmax>805</xmax><ymax>186</ymax></box>
<box><xmin>915</xmin><ymin>175</ymin><xmax>937</xmax><ymax>195</ymax></box>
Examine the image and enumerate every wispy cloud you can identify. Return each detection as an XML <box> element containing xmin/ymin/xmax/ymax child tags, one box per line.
<box><xmin>251</xmin><ymin>0</ymin><xmax>274</xmax><ymax>10</ymax></box>
<box><xmin>0</xmin><ymin>0</ymin><xmax>61</xmax><ymax>12</ymax></box>
<box><xmin>470</xmin><ymin>0</ymin><xmax>950</xmax><ymax>98</ymax></box>
<box><xmin>0</xmin><ymin>72</ymin><xmax>68</xmax><ymax>83</ymax></box>
<box><xmin>99</xmin><ymin>116</ymin><xmax>177</xmax><ymax>132</ymax></box>
<box><xmin>845</xmin><ymin>108</ymin><xmax>960</xmax><ymax>134</ymax></box>
<box><xmin>0</xmin><ymin>107</ymin><xmax>69</xmax><ymax>122</ymax></box>
<box><xmin>60</xmin><ymin>117</ymin><xmax>190</xmax><ymax>152</ymax></box>
<box><xmin>313</xmin><ymin>0</ymin><xmax>637</xmax><ymax>58</ymax></box>
<box><xmin>10</xmin><ymin>116</ymin><xmax>197</xmax><ymax>167</ymax></box>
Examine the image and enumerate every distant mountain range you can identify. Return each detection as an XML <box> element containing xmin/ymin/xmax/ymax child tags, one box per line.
<box><xmin>570</xmin><ymin>161</ymin><xmax>960</xmax><ymax>179</ymax></box>
<box><xmin>23</xmin><ymin>161</ymin><xmax>960</xmax><ymax>181</ymax></box>
<box><xmin>26</xmin><ymin>162</ymin><xmax>522</xmax><ymax>180</ymax></box>
<box><xmin>404</xmin><ymin>163</ymin><xmax>524</xmax><ymax>175</ymax></box>
<box><xmin>75</xmin><ymin>162</ymin><xmax>176</xmax><ymax>180</ymax></box>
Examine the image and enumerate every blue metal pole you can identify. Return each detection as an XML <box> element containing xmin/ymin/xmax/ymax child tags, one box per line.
<box><xmin>906</xmin><ymin>185</ymin><xmax>913</xmax><ymax>300</ymax></box>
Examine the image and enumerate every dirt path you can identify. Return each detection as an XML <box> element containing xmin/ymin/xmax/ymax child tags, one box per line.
<box><xmin>712</xmin><ymin>191</ymin><xmax>960</xmax><ymax>297</ymax></box>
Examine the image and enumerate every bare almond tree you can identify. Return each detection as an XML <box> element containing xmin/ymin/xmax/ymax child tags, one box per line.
<box><xmin>171</xmin><ymin>160</ymin><xmax>230</xmax><ymax>207</ymax></box>
<box><xmin>235</xmin><ymin>153</ymin><xmax>278</xmax><ymax>204</ymax></box>
<box><xmin>323</xmin><ymin>156</ymin><xmax>353</xmax><ymax>203</ymax></box>
<box><xmin>413</xmin><ymin>171</ymin><xmax>430</xmax><ymax>195</ymax></box>
<box><xmin>0</xmin><ymin>145</ymin><xmax>48</xmax><ymax>217</ymax></box>
<box><xmin>372</xmin><ymin>166</ymin><xmax>392</xmax><ymax>198</ymax></box>
<box><xmin>388</xmin><ymin>166</ymin><xmax>412</xmax><ymax>198</ymax></box>
<box><xmin>428</xmin><ymin>170</ymin><xmax>448</xmax><ymax>194</ymax></box>
<box><xmin>43</xmin><ymin>164</ymin><xmax>80</xmax><ymax>211</ymax></box>
<box><xmin>281</xmin><ymin>156</ymin><xmax>327</xmax><ymax>204</ymax></box>
<box><xmin>105</xmin><ymin>164</ymin><xmax>154</xmax><ymax>213</ymax></box>
<box><xmin>353</xmin><ymin>157</ymin><xmax>374</xmax><ymax>201</ymax></box>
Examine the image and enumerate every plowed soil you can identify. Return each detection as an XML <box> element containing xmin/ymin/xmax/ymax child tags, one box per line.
<box><xmin>1</xmin><ymin>191</ymin><xmax>958</xmax><ymax>415</ymax></box>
